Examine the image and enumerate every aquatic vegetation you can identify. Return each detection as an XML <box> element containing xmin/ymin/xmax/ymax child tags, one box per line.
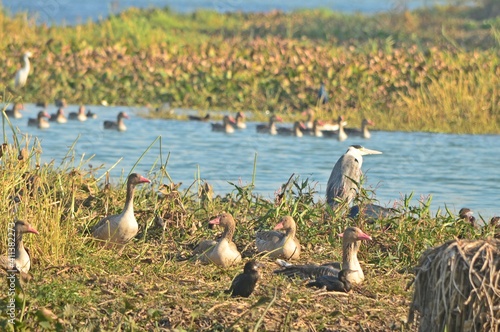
<box><xmin>1</xmin><ymin>5</ymin><xmax>499</xmax><ymax>133</ymax></box>
<box><xmin>0</xmin><ymin>135</ymin><xmax>496</xmax><ymax>330</ymax></box>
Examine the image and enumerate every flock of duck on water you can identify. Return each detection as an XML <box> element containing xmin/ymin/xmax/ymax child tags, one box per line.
<box><xmin>5</xmin><ymin>53</ymin><xmax>500</xmax><ymax>298</ymax></box>
<box><xmin>192</xmin><ymin>109</ymin><xmax>375</xmax><ymax>142</ymax></box>
<box><xmin>4</xmin><ymin>101</ymin><xmax>130</xmax><ymax>132</ymax></box>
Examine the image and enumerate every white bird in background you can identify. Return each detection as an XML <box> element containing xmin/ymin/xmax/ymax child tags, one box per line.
<box><xmin>14</xmin><ymin>51</ymin><xmax>33</xmax><ymax>89</ymax></box>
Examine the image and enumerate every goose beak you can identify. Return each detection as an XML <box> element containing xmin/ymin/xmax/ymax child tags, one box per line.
<box><xmin>139</xmin><ymin>176</ymin><xmax>151</xmax><ymax>184</ymax></box>
<box><xmin>273</xmin><ymin>221</ymin><xmax>284</xmax><ymax>230</ymax></box>
<box><xmin>208</xmin><ymin>216</ymin><xmax>221</xmax><ymax>225</ymax></box>
<box><xmin>27</xmin><ymin>226</ymin><xmax>39</xmax><ymax>235</ymax></box>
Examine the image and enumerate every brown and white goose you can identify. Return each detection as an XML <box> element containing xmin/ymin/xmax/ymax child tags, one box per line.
<box><xmin>234</xmin><ymin>112</ymin><xmax>246</xmax><ymax>129</ymax></box>
<box><xmin>27</xmin><ymin>111</ymin><xmax>50</xmax><ymax>129</ymax></box>
<box><xmin>256</xmin><ymin>216</ymin><xmax>301</xmax><ymax>260</ymax></box>
<box><xmin>196</xmin><ymin>212</ymin><xmax>242</xmax><ymax>267</ymax></box>
<box><xmin>50</xmin><ymin>108</ymin><xmax>67</xmax><ymax>123</ymax></box>
<box><xmin>303</xmin><ymin>119</ymin><xmax>324</xmax><ymax>137</ymax></box>
<box><xmin>211</xmin><ymin>115</ymin><xmax>236</xmax><ymax>133</ymax></box>
<box><xmin>92</xmin><ymin>173</ymin><xmax>151</xmax><ymax>246</ymax></box>
<box><xmin>336</xmin><ymin>115</ymin><xmax>348</xmax><ymax>141</ymax></box>
<box><xmin>344</xmin><ymin>119</ymin><xmax>374</xmax><ymax>139</ymax></box>
<box><xmin>68</xmin><ymin>105</ymin><xmax>88</xmax><ymax>122</ymax></box>
<box><xmin>0</xmin><ymin>220</ymin><xmax>39</xmax><ymax>274</ymax></box>
<box><xmin>302</xmin><ymin>109</ymin><xmax>315</xmax><ymax>129</ymax></box>
<box><xmin>4</xmin><ymin>103</ymin><xmax>24</xmax><ymax>119</ymax></box>
<box><xmin>256</xmin><ymin>115</ymin><xmax>283</xmax><ymax>135</ymax></box>
<box><xmin>274</xmin><ymin>227</ymin><xmax>371</xmax><ymax>284</ymax></box>
<box><xmin>104</xmin><ymin>111</ymin><xmax>129</xmax><ymax>131</ymax></box>
<box><xmin>277</xmin><ymin>121</ymin><xmax>306</xmax><ymax>137</ymax></box>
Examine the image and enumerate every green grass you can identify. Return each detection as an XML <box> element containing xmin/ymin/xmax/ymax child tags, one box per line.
<box><xmin>0</xmin><ymin>4</ymin><xmax>499</xmax><ymax>133</ymax></box>
<box><xmin>0</xmin><ymin>133</ymin><xmax>496</xmax><ymax>330</ymax></box>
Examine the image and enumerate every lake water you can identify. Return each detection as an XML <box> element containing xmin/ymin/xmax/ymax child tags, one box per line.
<box><xmin>4</xmin><ymin>103</ymin><xmax>499</xmax><ymax>220</ymax></box>
<box><xmin>3</xmin><ymin>0</ymin><xmax>450</xmax><ymax>25</ymax></box>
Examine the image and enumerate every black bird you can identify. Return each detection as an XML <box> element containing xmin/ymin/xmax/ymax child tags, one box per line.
<box><xmin>188</xmin><ymin>113</ymin><xmax>210</xmax><ymax>121</ymax></box>
<box><xmin>225</xmin><ymin>261</ymin><xmax>261</xmax><ymax>298</ymax></box>
<box><xmin>459</xmin><ymin>207</ymin><xmax>477</xmax><ymax>227</ymax></box>
<box><xmin>306</xmin><ymin>269</ymin><xmax>356</xmax><ymax>292</ymax></box>
<box><xmin>491</xmin><ymin>217</ymin><xmax>500</xmax><ymax>238</ymax></box>
<box><xmin>348</xmin><ymin>204</ymin><xmax>396</xmax><ymax>223</ymax></box>
<box><xmin>317</xmin><ymin>83</ymin><xmax>328</xmax><ymax>105</ymax></box>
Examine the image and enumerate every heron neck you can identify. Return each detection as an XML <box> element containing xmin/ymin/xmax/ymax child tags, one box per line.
<box><xmin>23</xmin><ymin>56</ymin><xmax>30</xmax><ymax>70</ymax></box>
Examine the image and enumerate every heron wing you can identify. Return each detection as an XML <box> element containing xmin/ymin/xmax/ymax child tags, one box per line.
<box><xmin>326</xmin><ymin>154</ymin><xmax>362</xmax><ymax>205</ymax></box>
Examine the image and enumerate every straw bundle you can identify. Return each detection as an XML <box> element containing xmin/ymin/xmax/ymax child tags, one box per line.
<box><xmin>409</xmin><ymin>238</ymin><xmax>500</xmax><ymax>332</ymax></box>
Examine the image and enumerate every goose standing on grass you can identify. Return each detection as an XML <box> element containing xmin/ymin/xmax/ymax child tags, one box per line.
<box><xmin>0</xmin><ymin>220</ymin><xmax>39</xmax><ymax>274</ymax></box>
<box><xmin>306</xmin><ymin>268</ymin><xmax>355</xmax><ymax>292</ymax></box>
<box><xmin>256</xmin><ymin>114</ymin><xmax>283</xmax><ymax>135</ymax></box>
<box><xmin>326</xmin><ymin>145</ymin><xmax>382</xmax><ymax>208</ymax></box>
<box><xmin>234</xmin><ymin>111</ymin><xmax>246</xmax><ymax>129</ymax></box>
<box><xmin>196</xmin><ymin>212</ymin><xmax>242</xmax><ymax>267</ymax></box>
<box><xmin>92</xmin><ymin>173</ymin><xmax>151</xmax><ymax>246</ymax></box>
<box><xmin>14</xmin><ymin>51</ymin><xmax>32</xmax><ymax>89</ymax></box>
<box><xmin>225</xmin><ymin>261</ymin><xmax>262</xmax><ymax>297</ymax></box>
<box><xmin>104</xmin><ymin>111</ymin><xmax>129</xmax><ymax>131</ymax></box>
<box><xmin>50</xmin><ymin>108</ymin><xmax>67</xmax><ymax>124</ymax></box>
<box><xmin>4</xmin><ymin>103</ymin><xmax>24</xmax><ymax>119</ymax></box>
<box><xmin>27</xmin><ymin>111</ymin><xmax>50</xmax><ymax>129</ymax></box>
<box><xmin>211</xmin><ymin>115</ymin><xmax>236</xmax><ymax>133</ymax></box>
<box><xmin>256</xmin><ymin>216</ymin><xmax>301</xmax><ymax>260</ymax></box>
<box><xmin>69</xmin><ymin>105</ymin><xmax>88</xmax><ymax>122</ymax></box>
<box><xmin>277</xmin><ymin>121</ymin><xmax>306</xmax><ymax>137</ymax></box>
<box><xmin>344</xmin><ymin>118</ymin><xmax>375</xmax><ymax>139</ymax></box>
<box><xmin>274</xmin><ymin>227</ymin><xmax>372</xmax><ymax>284</ymax></box>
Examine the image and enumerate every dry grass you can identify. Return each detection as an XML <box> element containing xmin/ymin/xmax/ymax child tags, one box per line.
<box><xmin>0</xmin><ymin>134</ymin><xmax>496</xmax><ymax>330</ymax></box>
<box><xmin>409</xmin><ymin>238</ymin><xmax>500</xmax><ymax>332</ymax></box>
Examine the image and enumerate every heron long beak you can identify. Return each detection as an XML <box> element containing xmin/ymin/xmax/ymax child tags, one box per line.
<box><xmin>359</xmin><ymin>147</ymin><xmax>382</xmax><ymax>155</ymax></box>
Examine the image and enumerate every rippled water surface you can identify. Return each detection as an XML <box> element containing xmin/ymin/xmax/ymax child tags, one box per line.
<box><xmin>6</xmin><ymin>104</ymin><xmax>499</xmax><ymax>219</ymax></box>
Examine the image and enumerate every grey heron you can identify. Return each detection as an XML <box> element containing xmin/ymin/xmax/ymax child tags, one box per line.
<box><xmin>326</xmin><ymin>145</ymin><xmax>382</xmax><ymax>208</ymax></box>
<box><xmin>14</xmin><ymin>51</ymin><xmax>32</xmax><ymax>89</ymax></box>
<box><xmin>317</xmin><ymin>83</ymin><xmax>328</xmax><ymax>105</ymax></box>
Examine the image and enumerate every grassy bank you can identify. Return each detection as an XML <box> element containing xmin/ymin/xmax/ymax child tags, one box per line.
<box><xmin>1</xmin><ymin>5</ymin><xmax>499</xmax><ymax>133</ymax></box>
<box><xmin>0</xmin><ymin>136</ymin><xmax>497</xmax><ymax>330</ymax></box>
